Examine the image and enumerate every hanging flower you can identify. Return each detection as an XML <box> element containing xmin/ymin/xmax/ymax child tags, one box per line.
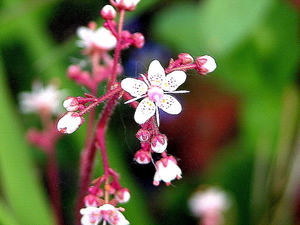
<box><xmin>19</xmin><ymin>81</ymin><xmax>66</xmax><ymax>115</ymax></box>
<box><xmin>77</xmin><ymin>26</ymin><xmax>117</xmax><ymax>51</ymax></box>
<box><xmin>121</xmin><ymin>60</ymin><xmax>189</xmax><ymax>126</ymax></box>
<box><xmin>153</xmin><ymin>156</ymin><xmax>182</xmax><ymax>186</ymax></box>
<box><xmin>57</xmin><ymin>112</ymin><xmax>84</xmax><ymax>134</ymax></box>
<box><xmin>80</xmin><ymin>204</ymin><xmax>130</xmax><ymax>225</ymax></box>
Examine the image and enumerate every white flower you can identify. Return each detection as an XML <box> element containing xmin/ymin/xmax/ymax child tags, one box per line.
<box><xmin>153</xmin><ymin>157</ymin><xmax>182</xmax><ymax>186</ymax></box>
<box><xmin>188</xmin><ymin>187</ymin><xmax>230</xmax><ymax>218</ymax></box>
<box><xmin>19</xmin><ymin>81</ymin><xmax>66</xmax><ymax>115</ymax></box>
<box><xmin>80</xmin><ymin>206</ymin><xmax>102</xmax><ymax>225</ymax></box>
<box><xmin>77</xmin><ymin>26</ymin><xmax>117</xmax><ymax>50</ymax></box>
<box><xmin>100</xmin><ymin>204</ymin><xmax>130</xmax><ymax>225</ymax></box>
<box><xmin>121</xmin><ymin>60</ymin><xmax>189</xmax><ymax>126</ymax></box>
<box><xmin>80</xmin><ymin>204</ymin><xmax>130</xmax><ymax>225</ymax></box>
<box><xmin>57</xmin><ymin>112</ymin><xmax>84</xmax><ymax>134</ymax></box>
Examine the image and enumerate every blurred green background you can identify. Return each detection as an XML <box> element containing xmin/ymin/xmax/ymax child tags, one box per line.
<box><xmin>0</xmin><ymin>0</ymin><xmax>299</xmax><ymax>224</ymax></box>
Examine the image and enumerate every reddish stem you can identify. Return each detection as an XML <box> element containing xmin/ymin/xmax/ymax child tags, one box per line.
<box><xmin>107</xmin><ymin>9</ymin><xmax>126</xmax><ymax>90</ymax></box>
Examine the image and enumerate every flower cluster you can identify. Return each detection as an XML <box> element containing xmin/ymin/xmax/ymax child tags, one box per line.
<box><xmin>19</xmin><ymin>0</ymin><xmax>217</xmax><ymax>223</ymax></box>
<box><xmin>121</xmin><ymin>54</ymin><xmax>216</xmax><ymax>186</ymax></box>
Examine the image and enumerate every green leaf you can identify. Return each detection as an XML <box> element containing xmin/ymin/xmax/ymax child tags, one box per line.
<box><xmin>0</xmin><ymin>54</ymin><xmax>54</xmax><ymax>225</ymax></box>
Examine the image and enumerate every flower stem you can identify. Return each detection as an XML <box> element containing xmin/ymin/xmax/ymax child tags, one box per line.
<box><xmin>107</xmin><ymin>9</ymin><xmax>126</xmax><ymax>90</ymax></box>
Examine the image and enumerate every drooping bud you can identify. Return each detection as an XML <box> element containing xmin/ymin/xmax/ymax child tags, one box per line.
<box><xmin>195</xmin><ymin>55</ymin><xmax>216</xmax><ymax>75</ymax></box>
<box><xmin>115</xmin><ymin>189</ymin><xmax>130</xmax><ymax>203</ymax></box>
<box><xmin>111</xmin><ymin>0</ymin><xmax>141</xmax><ymax>11</ymax></box>
<box><xmin>101</xmin><ymin>5</ymin><xmax>116</xmax><ymax>20</ymax></box>
<box><xmin>134</xmin><ymin>149</ymin><xmax>151</xmax><ymax>164</ymax></box>
<box><xmin>151</xmin><ymin>134</ymin><xmax>167</xmax><ymax>153</ymax></box>
<box><xmin>57</xmin><ymin>112</ymin><xmax>84</xmax><ymax>134</ymax></box>
<box><xmin>84</xmin><ymin>194</ymin><xmax>101</xmax><ymax>207</ymax></box>
<box><xmin>178</xmin><ymin>53</ymin><xmax>194</xmax><ymax>64</ymax></box>
<box><xmin>136</xmin><ymin>129</ymin><xmax>151</xmax><ymax>142</ymax></box>
<box><xmin>63</xmin><ymin>96</ymin><xmax>79</xmax><ymax>111</ymax></box>
<box><xmin>132</xmin><ymin>32</ymin><xmax>145</xmax><ymax>48</ymax></box>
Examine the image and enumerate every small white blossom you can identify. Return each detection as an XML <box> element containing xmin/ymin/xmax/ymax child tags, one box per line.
<box><xmin>57</xmin><ymin>112</ymin><xmax>84</xmax><ymax>134</ymax></box>
<box><xmin>19</xmin><ymin>81</ymin><xmax>66</xmax><ymax>115</ymax></box>
<box><xmin>77</xmin><ymin>26</ymin><xmax>117</xmax><ymax>50</ymax></box>
<box><xmin>100</xmin><ymin>204</ymin><xmax>130</xmax><ymax>225</ymax></box>
<box><xmin>121</xmin><ymin>60</ymin><xmax>189</xmax><ymax>126</ymax></box>
<box><xmin>80</xmin><ymin>204</ymin><xmax>130</xmax><ymax>225</ymax></box>
<box><xmin>153</xmin><ymin>157</ymin><xmax>182</xmax><ymax>186</ymax></box>
<box><xmin>80</xmin><ymin>207</ymin><xmax>102</xmax><ymax>225</ymax></box>
<box><xmin>188</xmin><ymin>187</ymin><xmax>230</xmax><ymax>218</ymax></box>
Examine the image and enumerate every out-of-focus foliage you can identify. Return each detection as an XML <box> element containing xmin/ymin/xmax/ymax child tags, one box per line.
<box><xmin>0</xmin><ymin>0</ymin><xmax>299</xmax><ymax>225</ymax></box>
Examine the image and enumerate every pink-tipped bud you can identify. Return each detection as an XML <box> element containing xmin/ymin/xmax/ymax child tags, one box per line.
<box><xmin>134</xmin><ymin>149</ymin><xmax>151</xmax><ymax>164</ymax></box>
<box><xmin>63</xmin><ymin>96</ymin><xmax>79</xmax><ymax>111</ymax></box>
<box><xmin>101</xmin><ymin>5</ymin><xmax>116</xmax><ymax>20</ymax></box>
<box><xmin>84</xmin><ymin>194</ymin><xmax>101</xmax><ymax>207</ymax></box>
<box><xmin>115</xmin><ymin>189</ymin><xmax>130</xmax><ymax>203</ymax></box>
<box><xmin>195</xmin><ymin>55</ymin><xmax>217</xmax><ymax>75</ymax></box>
<box><xmin>178</xmin><ymin>53</ymin><xmax>194</xmax><ymax>64</ymax></box>
<box><xmin>136</xmin><ymin>129</ymin><xmax>151</xmax><ymax>142</ymax></box>
<box><xmin>57</xmin><ymin>112</ymin><xmax>84</xmax><ymax>134</ymax></box>
<box><xmin>132</xmin><ymin>32</ymin><xmax>145</xmax><ymax>48</ymax></box>
<box><xmin>151</xmin><ymin>134</ymin><xmax>167</xmax><ymax>153</ymax></box>
<box><xmin>111</xmin><ymin>0</ymin><xmax>140</xmax><ymax>11</ymax></box>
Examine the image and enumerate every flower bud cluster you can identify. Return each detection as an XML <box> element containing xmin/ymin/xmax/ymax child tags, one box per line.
<box><xmin>133</xmin><ymin>121</ymin><xmax>182</xmax><ymax>186</ymax></box>
<box><xmin>57</xmin><ymin>94</ymin><xmax>99</xmax><ymax>134</ymax></box>
<box><xmin>165</xmin><ymin>53</ymin><xmax>216</xmax><ymax>76</ymax></box>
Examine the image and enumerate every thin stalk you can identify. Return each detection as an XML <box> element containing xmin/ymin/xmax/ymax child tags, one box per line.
<box><xmin>107</xmin><ymin>9</ymin><xmax>126</xmax><ymax>90</ymax></box>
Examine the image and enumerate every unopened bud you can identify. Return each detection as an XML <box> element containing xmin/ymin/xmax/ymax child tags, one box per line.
<box><xmin>57</xmin><ymin>112</ymin><xmax>84</xmax><ymax>134</ymax></box>
<box><xmin>151</xmin><ymin>134</ymin><xmax>167</xmax><ymax>153</ymax></box>
<box><xmin>84</xmin><ymin>194</ymin><xmax>101</xmax><ymax>207</ymax></box>
<box><xmin>101</xmin><ymin>5</ymin><xmax>116</xmax><ymax>20</ymax></box>
<box><xmin>134</xmin><ymin>149</ymin><xmax>151</xmax><ymax>164</ymax></box>
<box><xmin>63</xmin><ymin>96</ymin><xmax>79</xmax><ymax>111</ymax></box>
<box><xmin>112</xmin><ymin>0</ymin><xmax>141</xmax><ymax>11</ymax></box>
<box><xmin>178</xmin><ymin>53</ymin><xmax>194</xmax><ymax>64</ymax></box>
<box><xmin>132</xmin><ymin>32</ymin><xmax>145</xmax><ymax>48</ymax></box>
<box><xmin>195</xmin><ymin>55</ymin><xmax>216</xmax><ymax>75</ymax></box>
<box><xmin>115</xmin><ymin>189</ymin><xmax>130</xmax><ymax>203</ymax></box>
<box><xmin>136</xmin><ymin>129</ymin><xmax>151</xmax><ymax>142</ymax></box>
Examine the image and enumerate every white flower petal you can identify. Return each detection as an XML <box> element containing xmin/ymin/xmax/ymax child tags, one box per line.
<box><xmin>134</xmin><ymin>98</ymin><xmax>156</xmax><ymax>124</ymax></box>
<box><xmin>121</xmin><ymin>78</ymin><xmax>148</xmax><ymax>97</ymax></box>
<box><xmin>159</xmin><ymin>94</ymin><xmax>182</xmax><ymax>115</ymax></box>
<box><xmin>162</xmin><ymin>71</ymin><xmax>187</xmax><ymax>92</ymax></box>
<box><xmin>93</xmin><ymin>27</ymin><xmax>117</xmax><ymax>50</ymax></box>
<box><xmin>147</xmin><ymin>60</ymin><xmax>165</xmax><ymax>86</ymax></box>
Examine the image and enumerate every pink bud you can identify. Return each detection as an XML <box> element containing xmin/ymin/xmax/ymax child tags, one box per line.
<box><xmin>136</xmin><ymin>129</ymin><xmax>151</xmax><ymax>142</ymax></box>
<box><xmin>195</xmin><ymin>55</ymin><xmax>216</xmax><ymax>75</ymax></box>
<box><xmin>57</xmin><ymin>112</ymin><xmax>84</xmax><ymax>134</ymax></box>
<box><xmin>132</xmin><ymin>33</ymin><xmax>145</xmax><ymax>48</ymax></box>
<box><xmin>84</xmin><ymin>194</ymin><xmax>101</xmax><ymax>207</ymax></box>
<box><xmin>178</xmin><ymin>53</ymin><xmax>194</xmax><ymax>64</ymax></box>
<box><xmin>134</xmin><ymin>149</ymin><xmax>151</xmax><ymax>164</ymax></box>
<box><xmin>151</xmin><ymin>134</ymin><xmax>167</xmax><ymax>153</ymax></box>
<box><xmin>115</xmin><ymin>189</ymin><xmax>130</xmax><ymax>203</ymax></box>
<box><xmin>101</xmin><ymin>5</ymin><xmax>116</xmax><ymax>20</ymax></box>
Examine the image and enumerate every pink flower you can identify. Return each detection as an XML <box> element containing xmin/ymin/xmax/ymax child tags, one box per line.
<box><xmin>121</xmin><ymin>60</ymin><xmax>188</xmax><ymax>126</ymax></box>
<box><xmin>153</xmin><ymin>156</ymin><xmax>182</xmax><ymax>186</ymax></box>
